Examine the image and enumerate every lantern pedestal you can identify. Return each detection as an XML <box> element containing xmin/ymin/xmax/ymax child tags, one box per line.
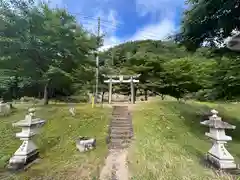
<box><xmin>8</xmin><ymin>108</ymin><xmax>45</xmax><ymax>170</ymax></box>
<box><xmin>206</xmin><ymin>141</ymin><xmax>236</xmax><ymax>169</ymax></box>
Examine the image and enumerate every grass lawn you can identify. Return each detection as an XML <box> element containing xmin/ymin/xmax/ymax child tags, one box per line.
<box><xmin>0</xmin><ymin>103</ymin><xmax>110</xmax><ymax>180</ymax></box>
<box><xmin>129</xmin><ymin>100</ymin><xmax>240</xmax><ymax>180</ymax></box>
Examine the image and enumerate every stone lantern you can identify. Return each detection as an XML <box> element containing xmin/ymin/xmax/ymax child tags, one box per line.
<box><xmin>226</xmin><ymin>33</ymin><xmax>240</xmax><ymax>52</ymax></box>
<box><xmin>201</xmin><ymin>109</ymin><xmax>236</xmax><ymax>169</ymax></box>
<box><xmin>0</xmin><ymin>101</ymin><xmax>10</xmax><ymax>115</ymax></box>
<box><xmin>8</xmin><ymin>108</ymin><xmax>45</xmax><ymax>170</ymax></box>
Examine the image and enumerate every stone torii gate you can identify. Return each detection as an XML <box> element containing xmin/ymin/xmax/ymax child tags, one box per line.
<box><xmin>103</xmin><ymin>74</ymin><xmax>140</xmax><ymax>104</ymax></box>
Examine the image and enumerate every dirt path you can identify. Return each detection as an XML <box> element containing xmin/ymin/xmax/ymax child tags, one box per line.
<box><xmin>100</xmin><ymin>105</ymin><xmax>133</xmax><ymax>180</ymax></box>
<box><xmin>99</xmin><ymin>149</ymin><xmax>129</xmax><ymax>180</ymax></box>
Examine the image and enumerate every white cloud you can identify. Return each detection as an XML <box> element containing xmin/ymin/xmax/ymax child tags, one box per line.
<box><xmin>80</xmin><ymin>9</ymin><xmax>123</xmax><ymax>51</ymax></box>
<box><xmin>100</xmin><ymin>18</ymin><xmax>176</xmax><ymax>51</ymax></box>
<box><xmin>34</xmin><ymin>0</ymin><xmax>180</xmax><ymax>51</ymax></box>
<box><xmin>78</xmin><ymin>9</ymin><xmax>120</xmax><ymax>35</ymax></box>
<box><xmin>98</xmin><ymin>0</ymin><xmax>181</xmax><ymax>51</ymax></box>
<box><xmin>37</xmin><ymin>0</ymin><xmax>121</xmax><ymax>51</ymax></box>
<box><xmin>98</xmin><ymin>10</ymin><xmax>123</xmax><ymax>51</ymax></box>
<box><xmin>135</xmin><ymin>0</ymin><xmax>185</xmax><ymax>18</ymax></box>
<box><xmin>100</xmin><ymin>36</ymin><xmax>122</xmax><ymax>51</ymax></box>
<box><xmin>128</xmin><ymin>19</ymin><xmax>175</xmax><ymax>41</ymax></box>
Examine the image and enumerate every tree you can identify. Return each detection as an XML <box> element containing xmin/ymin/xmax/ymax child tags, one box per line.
<box><xmin>160</xmin><ymin>57</ymin><xmax>202</xmax><ymax>100</ymax></box>
<box><xmin>102</xmin><ymin>40</ymin><xmax>189</xmax><ymax>99</ymax></box>
<box><xmin>175</xmin><ymin>0</ymin><xmax>240</xmax><ymax>51</ymax></box>
<box><xmin>0</xmin><ymin>0</ymin><xmax>99</xmax><ymax>104</ymax></box>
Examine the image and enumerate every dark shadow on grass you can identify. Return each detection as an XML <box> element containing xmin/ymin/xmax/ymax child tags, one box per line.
<box><xmin>166</xmin><ymin>101</ymin><xmax>240</xmax><ymax>141</ymax></box>
<box><xmin>182</xmin><ymin>144</ymin><xmax>203</xmax><ymax>158</ymax></box>
<box><xmin>38</xmin><ymin>136</ymin><xmax>61</xmax><ymax>154</ymax></box>
<box><xmin>165</xmin><ymin>101</ymin><xmax>240</xmax><ymax>160</ymax></box>
<box><xmin>162</xmin><ymin>101</ymin><xmax>210</xmax><ymax>138</ymax></box>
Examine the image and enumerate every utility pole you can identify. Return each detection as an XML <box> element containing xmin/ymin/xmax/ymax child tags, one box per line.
<box><xmin>112</xmin><ymin>49</ymin><xmax>114</xmax><ymax>66</ymax></box>
<box><xmin>95</xmin><ymin>17</ymin><xmax>100</xmax><ymax>103</ymax></box>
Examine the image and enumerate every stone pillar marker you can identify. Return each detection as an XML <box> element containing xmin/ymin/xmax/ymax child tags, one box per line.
<box><xmin>0</xmin><ymin>101</ymin><xmax>4</xmax><ymax>112</ymax></box>
<box><xmin>8</xmin><ymin>108</ymin><xmax>45</xmax><ymax>170</ymax></box>
<box><xmin>0</xmin><ymin>101</ymin><xmax>10</xmax><ymax>114</ymax></box>
<box><xmin>130</xmin><ymin>76</ymin><xmax>134</xmax><ymax>104</ymax></box>
<box><xmin>201</xmin><ymin>109</ymin><xmax>236</xmax><ymax>169</ymax></box>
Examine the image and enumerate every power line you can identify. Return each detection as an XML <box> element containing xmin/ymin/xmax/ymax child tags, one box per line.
<box><xmin>79</xmin><ymin>20</ymin><xmax>119</xmax><ymax>30</ymax></box>
<box><xmin>69</xmin><ymin>12</ymin><xmax>123</xmax><ymax>25</ymax></box>
<box><xmin>80</xmin><ymin>20</ymin><xmax>118</xmax><ymax>30</ymax></box>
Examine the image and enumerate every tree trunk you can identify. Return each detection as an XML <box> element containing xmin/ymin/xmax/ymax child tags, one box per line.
<box><xmin>101</xmin><ymin>91</ymin><xmax>105</xmax><ymax>104</ymax></box>
<box><xmin>161</xmin><ymin>94</ymin><xmax>165</xmax><ymax>100</ymax></box>
<box><xmin>43</xmin><ymin>80</ymin><xmax>50</xmax><ymax>105</ymax></box>
<box><xmin>144</xmin><ymin>89</ymin><xmax>148</xmax><ymax>101</ymax></box>
<box><xmin>38</xmin><ymin>91</ymin><xmax>41</xmax><ymax>99</ymax></box>
<box><xmin>9</xmin><ymin>103</ymin><xmax>13</xmax><ymax>109</ymax></box>
<box><xmin>134</xmin><ymin>88</ymin><xmax>137</xmax><ymax>103</ymax></box>
<box><xmin>177</xmin><ymin>98</ymin><xmax>181</xmax><ymax>103</ymax></box>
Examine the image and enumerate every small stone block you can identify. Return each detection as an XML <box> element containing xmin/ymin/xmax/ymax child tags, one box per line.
<box><xmin>76</xmin><ymin>137</ymin><xmax>96</xmax><ymax>152</ymax></box>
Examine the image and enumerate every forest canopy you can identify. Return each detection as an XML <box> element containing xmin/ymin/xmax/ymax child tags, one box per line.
<box><xmin>1</xmin><ymin>0</ymin><xmax>240</xmax><ymax>104</ymax></box>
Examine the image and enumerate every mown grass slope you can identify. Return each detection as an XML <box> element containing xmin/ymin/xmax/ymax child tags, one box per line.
<box><xmin>129</xmin><ymin>100</ymin><xmax>240</xmax><ymax>180</ymax></box>
<box><xmin>0</xmin><ymin>104</ymin><xmax>110</xmax><ymax>180</ymax></box>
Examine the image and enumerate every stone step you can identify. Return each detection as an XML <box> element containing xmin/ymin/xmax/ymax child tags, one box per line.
<box><xmin>109</xmin><ymin>141</ymin><xmax>131</xmax><ymax>149</ymax></box>
<box><xmin>110</xmin><ymin>133</ymin><xmax>133</xmax><ymax>139</ymax></box>
<box><xmin>110</xmin><ymin>130</ymin><xmax>133</xmax><ymax>135</ymax></box>
<box><xmin>112</xmin><ymin>117</ymin><xmax>130</xmax><ymax>120</ymax></box>
<box><xmin>111</xmin><ymin>123</ymin><xmax>132</xmax><ymax>126</ymax></box>
<box><xmin>112</xmin><ymin>118</ymin><xmax>129</xmax><ymax>121</ymax></box>
<box><xmin>110</xmin><ymin>129</ymin><xmax>133</xmax><ymax>134</ymax></box>
<box><xmin>112</xmin><ymin>116</ymin><xmax>130</xmax><ymax>119</ymax></box>
<box><xmin>110</xmin><ymin>138</ymin><xmax>131</xmax><ymax>143</ymax></box>
<box><xmin>110</xmin><ymin>126</ymin><xmax>132</xmax><ymax>129</ymax></box>
<box><xmin>112</xmin><ymin>118</ymin><xmax>129</xmax><ymax>122</ymax></box>
<box><xmin>113</xmin><ymin>108</ymin><xmax>128</xmax><ymax>111</ymax></box>
<box><xmin>112</xmin><ymin>111</ymin><xmax>129</xmax><ymax>114</ymax></box>
<box><xmin>111</xmin><ymin>125</ymin><xmax>133</xmax><ymax>129</ymax></box>
<box><xmin>111</xmin><ymin>119</ymin><xmax>131</xmax><ymax>123</ymax></box>
<box><xmin>109</xmin><ymin>140</ymin><xmax>130</xmax><ymax>147</ymax></box>
<box><xmin>110</xmin><ymin>124</ymin><xmax>132</xmax><ymax>128</ymax></box>
<box><xmin>110</xmin><ymin>122</ymin><xmax>132</xmax><ymax>127</ymax></box>
<box><xmin>112</xmin><ymin>114</ymin><xmax>130</xmax><ymax>119</ymax></box>
<box><xmin>112</xmin><ymin>111</ymin><xmax>129</xmax><ymax>113</ymax></box>
<box><xmin>111</xmin><ymin>127</ymin><xmax>133</xmax><ymax>131</ymax></box>
<box><xmin>109</xmin><ymin>144</ymin><xmax>129</xmax><ymax>149</ymax></box>
<box><xmin>109</xmin><ymin>106</ymin><xmax>132</xmax><ymax>150</ymax></box>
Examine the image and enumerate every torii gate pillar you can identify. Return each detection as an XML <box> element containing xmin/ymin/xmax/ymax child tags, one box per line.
<box><xmin>108</xmin><ymin>78</ymin><xmax>112</xmax><ymax>104</ymax></box>
<box><xmin>130</xmin><ymin>77</ymin><xmax>135</xmax><ymax>104</ymax></box>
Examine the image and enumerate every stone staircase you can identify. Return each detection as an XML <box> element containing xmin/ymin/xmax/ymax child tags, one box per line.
<box><xmin>108</xmin><ymin>106</ymin><xmax>133</xmax><ymax>149</ymax></box>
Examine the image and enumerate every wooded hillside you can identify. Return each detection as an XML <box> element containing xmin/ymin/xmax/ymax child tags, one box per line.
<box><xmin>1</xmin><ymin>0</ymin><xmax>240</xmax><ymax>103</ymax></box>
<box><xmin>101</xmin><ymin>40</ymin><xmax>240</xmax><ymax>101</ymax></box>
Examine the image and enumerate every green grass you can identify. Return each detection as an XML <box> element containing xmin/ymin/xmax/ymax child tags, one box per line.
<box><xmin>0</xmin><ymin>104</ymin><xmax>110</xmax><ymax>180</ymax></box>
<box><xmin>129</xmin><ymin>100</ymin><xmax>240</xmax><ymax>180</ymax></box>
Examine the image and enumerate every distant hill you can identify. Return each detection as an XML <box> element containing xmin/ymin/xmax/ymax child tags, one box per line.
<box><xmin>99</xmin><ymin>40</ymin><xmax>190</xmax><ymax>71</ymax></box>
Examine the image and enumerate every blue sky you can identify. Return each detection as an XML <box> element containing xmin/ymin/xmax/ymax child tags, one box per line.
<box><xmin>43</xmin><ymin>0</ymin><xmax>186</xmax><ymax>50</ymax></box>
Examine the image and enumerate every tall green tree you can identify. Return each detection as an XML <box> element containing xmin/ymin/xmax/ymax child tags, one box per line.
<box><xmin>0</xmin><ymin>0</ymin><xmax>98</xmax><ymax>104</ymax></box>
<box><xmin>176</xmin><ymin>0</ymin><xmax>240</xmax><ymax>51</ymax></box>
